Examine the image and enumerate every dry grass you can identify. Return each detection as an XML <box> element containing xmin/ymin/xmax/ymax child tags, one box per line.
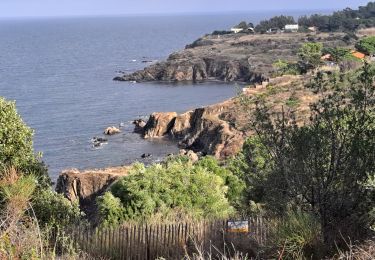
<box><xmin>334</xmin><ymin>238</ymin><xmax>375</xmax><ymax>260</ymax></box>
<box><xmin>0</xmin><ymin>167</ymin><xmax>92</xmax><ymax>259</ymax></box>
<box><xmin>357</xmin><ymin>27</ymin><xmax>375</xmax><ymax>37</ymax></box>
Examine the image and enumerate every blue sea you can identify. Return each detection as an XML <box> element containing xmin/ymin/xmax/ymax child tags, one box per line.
<box><xmin>0</xmin><ymin>11</ymin><xmax>321</xmax><ymax>180</ymax></box>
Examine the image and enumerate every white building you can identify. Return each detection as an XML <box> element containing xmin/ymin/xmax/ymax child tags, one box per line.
<box><xmin>230</xmin><ymin>27</ymin><xmax>244</xmax><ymax>34</ymax></box>
<box><xmin>284</xmin><ymin>24</ymin><xmax>299</xmax><ymax>32</ymax></box>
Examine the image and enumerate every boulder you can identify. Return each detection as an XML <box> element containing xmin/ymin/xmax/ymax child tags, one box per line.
<box><xmin>143</xmin><ymin>112</ymin><xmax>177</xmax><ymax>138</ymax></box>
<box><xmin>104</xmin><ymin>126</ymin><xmax>121</xmax><ymax>135</ymax></box>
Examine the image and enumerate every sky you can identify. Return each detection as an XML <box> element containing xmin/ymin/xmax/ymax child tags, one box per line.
<box><xmin>0</xmin><ymin>0</ymin><xmax>371</xmax><ymax>18</ymax></box>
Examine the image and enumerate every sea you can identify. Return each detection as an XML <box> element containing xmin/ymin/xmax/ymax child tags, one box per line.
<box><xmin>0</xmin><ymin>11</ymin><xmax>327</xmax><ymax>181</ymax></box>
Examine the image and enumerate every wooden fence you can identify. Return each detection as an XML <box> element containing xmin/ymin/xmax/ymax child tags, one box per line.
<box><xmin>66</xmin><ymin>217</ymin><xmax>269</xmax><ymax>260</ymax></box>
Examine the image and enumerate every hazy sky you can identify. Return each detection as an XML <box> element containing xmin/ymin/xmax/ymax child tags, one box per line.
<box><xmin>0</xmin><ymin>0</ymin><xmax>371</xmax><ymax>18</ymax></box>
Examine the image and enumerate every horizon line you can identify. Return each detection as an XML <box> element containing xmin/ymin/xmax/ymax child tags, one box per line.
<box><xmin>0</xmin><ymin>8</ymin><xmax>335</xmax><ymax>20</ymax></box>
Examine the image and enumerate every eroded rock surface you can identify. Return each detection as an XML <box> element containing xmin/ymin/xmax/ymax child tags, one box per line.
<box><xmin>56</xmin><ymin>167</ymin><xmax>129</xmax><ymax>214</ymax></box>
<box><xmin>139</xmin><ymin>99</ymin><xmax>244</xmax><ymax>159</ymax></box>
<box><xmin>143</xmin><ymin>112</ymin><xmax>178</xmax><ymax>138</ymax></box>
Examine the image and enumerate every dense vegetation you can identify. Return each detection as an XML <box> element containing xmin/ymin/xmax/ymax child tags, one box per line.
<box><xmin>298</xmin><ymin>2</ymin><xmax>375</xmax><ymax>32</ymax></box>
<box><xmin>97</xmin><ymin>156</ymin><xmax>245</xmax><ymax>226</ymax></box>
<box><xmin>0</xmin><ymin>97</ymin><xmax>82</xmax><ymax>258</ymax></box>
<box><xmin>356</xmin><ymin>35</ymin><xmax>375</xmax><ymax>55</ymax></box>
<box><xmin>229</xmin><ymin>2</ymin><xmax>375</xmax><ymax>34</ymax></box>
<box><xmin>237</xmin><ymin>63</ymin><xmax>375</xmax><ymax>257</ymax></box>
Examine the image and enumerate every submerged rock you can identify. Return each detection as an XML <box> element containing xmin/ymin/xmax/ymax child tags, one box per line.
<box><xmin>141</xmin><ymin>153</ymin><xmax>152</xmax><ymax>159</ymax></box>
<box><xmin>91</xmin><ymin>136</ymin><xmax>108</xmax><ymax>148</ymax></box>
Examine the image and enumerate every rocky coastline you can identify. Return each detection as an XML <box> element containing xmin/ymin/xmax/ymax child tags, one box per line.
<box><xmin>57</xmin><ymin>31</ymin><xmax>350</xmax><ymax>210</ymax></box>
<box><xmin>114</xmin><ymin>32</ymin><xmax>347</xmax><ymax>83</ymax></box>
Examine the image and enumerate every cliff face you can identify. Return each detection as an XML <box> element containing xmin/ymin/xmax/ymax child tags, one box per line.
<box><xmin>114</xmin><ymin>32</ymin><xmax>347</xmax><ymax>83</ymax></box>
<box><xmin>55</xmin><ymin>167</ymin><xmax>129</xmax><ymax>214</ymax></box>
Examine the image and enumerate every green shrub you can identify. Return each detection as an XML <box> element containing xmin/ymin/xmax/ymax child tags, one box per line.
<box><xmin>195</xmin><ymin>156</ymin><xmax>245</xmax><ymax>209</ymax></box>
<box><xmin>108</xmin><ymin>158</ymin><xmax>234</xmax><ymax>222</ymax></box>
<box><xmin>227</xmin><ymin>137</ymin><xmax>273</xmax><ymax>215</ymax></box>
<box><xmin>355</xmin><ymin>36</ymin><xmax>375</xmax><ymax>55</ymax></box>
<box><xmin>298</xmin><ymin>42</ymin><xmax>323</xmax><ymax>71</ymax></box>
<box><xmin>271</xmin><ymin>212</ymin><xmax>323</xmax><ymax>259</ymax></box>
<box><xmin>273</xmin><ymin>60</ymin><xmax>301</xmax><ymax>76</ymax></box>
<box><xmin>285</xmin><ymin>96</ymin><xmax>300</xmax><ymax>108</ymax></box>
<box><xmin>32</xmin><ymin>189</ymin><xmax>82</xmax><ymax>227</ymax></box>
<box><xmin>0</xmin><ymin>97</ymin><xmax>51</xmax><ymax>189</ymax></box>
<box><xmin>97</xmin><ymin>192</ymin><xmax>126</xmax><ymax>226</ymax></box>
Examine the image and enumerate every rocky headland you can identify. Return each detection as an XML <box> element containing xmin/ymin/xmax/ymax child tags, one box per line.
<box><xmin>114</xmin><ymin>32</ymin><xmax>348</xmax><ymax>83</ymax></box>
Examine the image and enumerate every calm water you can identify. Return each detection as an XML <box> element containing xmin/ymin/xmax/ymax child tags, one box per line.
<box><xmin>0</xmin><ymin>12</ymin><xmax>316</xmax><ymax>180</ymax></box>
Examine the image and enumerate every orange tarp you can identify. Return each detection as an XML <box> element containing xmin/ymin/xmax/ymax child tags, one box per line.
<box><xmin>351</xmin><ymin>51</ymin><xmax>366</xmax><ymax>59</ymax></box>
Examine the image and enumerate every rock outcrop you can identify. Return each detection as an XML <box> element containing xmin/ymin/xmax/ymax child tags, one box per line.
<box><xmin>114</xmin><ymin>32</ymin><xmax>347</xmax><ymax>83</ymax></box>
<box><xmin>139</xmin><ymin>99</ymin><xmax>245</xmax><ymax>159</ymax></box>
<box><xmin>133</xmin><ymin>119</ymin><xmax>146</xmax><ymax>133</ymax></box>
<box><xmin>104</xmin><ymin>126</ymin><xmax>121</xmax><ymax>135</ymax></box>
<box><xmin>56</xmin><ymin>166</ymin><xmax>129</xmax><ymax>214</ymax></box>
<box><xmin>143</xmin><ymin>112</ymin><xmax>178</xmax><ymax>138</ymax></box>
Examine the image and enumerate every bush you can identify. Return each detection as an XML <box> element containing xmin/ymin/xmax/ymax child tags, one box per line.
<box><xmin>32</xmin><ymin>189</ymin><xmax>82</xmax><ymax>227</ymax></box>
<box><xmin>273</xmin><ymin>60</ymin><xmax>301</xmax><ymax>76</ymax></box>
<box><xmin>270</xmin><ymin>212</ymin><xmax>323</xmax><ymax>259</ymax></box>
<box><xmin>0</xmin><ymin>97</ymin><xmax>34</xmax><ymax>169</ymax></box>
<box><xmin>108</xmin><ymin>158</ymin><xmax>234</xmax><ymax>222</ymax></box>
<box><xmin>298</xmin><ymin>42</ymin><xmax>323</xmax><ymax>71</ymax></box>
<box><xmin>96</xmin><ymin>192</ymin><xmax>125</xmax><ymax>226</ymax></box>
<box><xmin>355</xmin><ymin>36</ymin><xmax>375</xmax><ymax>55</ymax></box>
<box><xmin>228</xmin><ymin>137</ymin><xmax>273</xmax><ymax>215</ymax></box>
<box><xmin>0</xmin><ymin>97</ymin><xmax>51</xmax><ymax>189</ymax></box>
<box><xmin>195</xmin><ymin>156</ymin><xmax>245</xmax><ymax>209</ymax></box>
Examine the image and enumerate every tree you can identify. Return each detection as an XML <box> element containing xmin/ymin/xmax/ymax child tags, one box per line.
<box><xmin>240</xmin><ymin>63</ymin><xmax>375</xmax><ymax>247</ymax></box>
<box><xmin>298</xmin><ymin>42</ymin><xmax>323</xmax><ymax>71</ymax></box>
<box><xmin>355</xmin><ymin>36</ymin><xmax>375</xmax><ymax>55</ymax></box>
<box><xmin>234</xmin><ymin>21</ymin><xmax>249</xmax><ymax>29</ymax></box>
<box><xmin>255</xmin><ymin>15</ymin><xmax>295</xmax><ymax>33</ymax></box>
<box><xmin>0</xmin><ymin>97</ymin><xmax>34</xmax><ymax>169</ymax></box>
<box><xmin>0</xmin><ymin>97</ymin><xmax>50</xmax><ymax>188</ymax></box>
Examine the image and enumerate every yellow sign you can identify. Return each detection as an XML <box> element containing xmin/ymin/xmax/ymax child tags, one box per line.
<box><xmin>227</xmin><ymin>221</ymin><xmax>249</xmax><ymax>233</ymax></box>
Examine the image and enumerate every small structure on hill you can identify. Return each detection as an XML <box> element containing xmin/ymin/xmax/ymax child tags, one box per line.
<box><xmin>267</xmin><ymin>28</ymin><xmax>281</xmax><ymax>34</ymax></box>
<box><xmin>230</xmin><ymin>27</ymin><xmax>244</xmax><ymax>34</ymax></box>
<box><xmin>284</xmin><ymin>24</ymin><xmax>299</xmax><ymax>32</ymax></box>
